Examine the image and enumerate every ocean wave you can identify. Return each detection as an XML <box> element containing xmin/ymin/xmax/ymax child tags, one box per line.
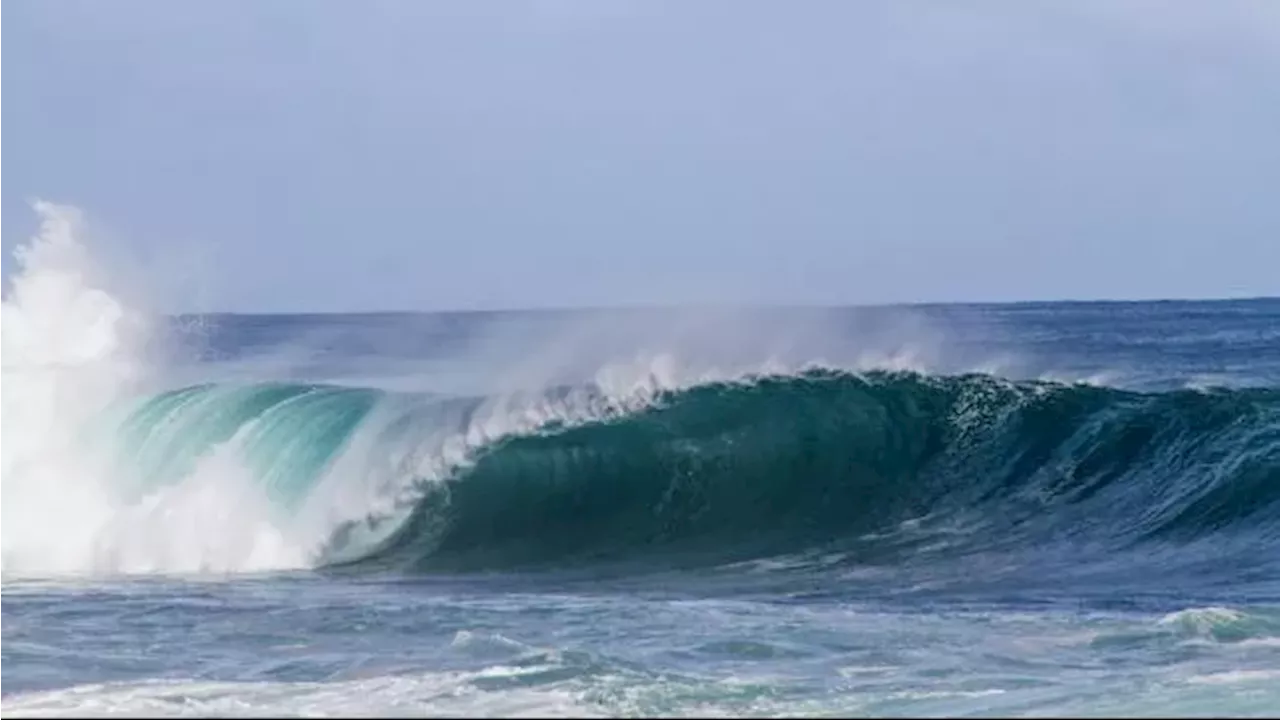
<box><xmin>360</xmin><ymin>370</ymin><xmax>1280</xmax><ymax>570</ymax></box>
<box><xmin>16</xmin><ymin>368</ymin><xmax>1272</xmax><ymax>576</ymax></box>
<box><xmin>3</xmin><ymin>201</ymin><xmax>1277</xmax><ymax>578</ymax></box>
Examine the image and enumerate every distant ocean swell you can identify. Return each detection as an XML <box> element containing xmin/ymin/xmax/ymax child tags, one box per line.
<box><xmin>85</xmin><ymin>369</ymin><xmax>1280</xmax><ymax>574</ymax></box>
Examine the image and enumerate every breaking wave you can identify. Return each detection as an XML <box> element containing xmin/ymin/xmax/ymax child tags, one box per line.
<box><xmin>2</xmin><ymin>202</ymin><xmax>1277</xmax><ymax>578</ymax></box>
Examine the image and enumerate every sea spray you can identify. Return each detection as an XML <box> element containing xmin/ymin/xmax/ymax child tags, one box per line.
<box><xmin>1</xmin><ymin>204</ymin><xmax>305</xmax><ymax>575</ymax></box>
<box><xmin>1</xmin><ymin>202</ymin><xmax>151</xmax><ymax>574</ymax></box>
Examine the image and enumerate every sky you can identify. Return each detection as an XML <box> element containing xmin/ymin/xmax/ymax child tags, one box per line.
<box><xmin>3</xmin><ymin>0</ymin><xmax>1279</xmax><ymax>313</ymax></box>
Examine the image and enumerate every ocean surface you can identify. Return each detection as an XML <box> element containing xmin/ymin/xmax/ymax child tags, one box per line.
<box><xmin>3</xmin><ymin>214</ymin><xmax>1280</xmax><ymax>716</ymax></box>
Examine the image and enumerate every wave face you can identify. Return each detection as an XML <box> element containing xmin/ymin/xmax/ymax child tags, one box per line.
<box><xmin>43</xmin><ymin>369</ymin><xmax>1276</xmax><ymax>575</ymax></box>
<box><xmin>367</xmin><ymin>371</ymin><xmax>1280</xmax><ymax>571</ymax></box>
<box><xmin>11</xmin><ymin>349</ymin><xmax>1280</xmax><ymax>577</ymax></box>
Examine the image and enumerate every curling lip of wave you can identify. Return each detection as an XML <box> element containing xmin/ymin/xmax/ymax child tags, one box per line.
<box><xmin>98</xmin><ymin>369</ymin><xmax>1280</xmax><ymax>572</ymax></box>
<box><xmin>366</xmin><ymin>370</ymin><xmax>1280</xmax><ymax>570</ymax></box>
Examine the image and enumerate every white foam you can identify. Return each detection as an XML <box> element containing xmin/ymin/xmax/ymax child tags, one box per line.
<box><xmin>0</xmin><ymin>673</ymin><xmax>598</xmax><ymax>718</ymax></box>
<box><xmin>1157</xmin><ymin>606</ymin><xmax>1247</xmax><ymax>636</ymax></box>
<box><xmin>1</xmin><ymin>202</ymin><xmax>304</xmax><ymax>577</ymax></box>
<box><xmin>2</xmin><ymin>202</ymin><xmax>150</xmax><ymax>575</ymax></box>
<box><xmin>1185</xmin><ymin>669</ymin><xmax>1280</xmax><ymax>686</ymax></box>
<box><xmin>92</xmin><ymin>440</ymin><xmax>308</xmax><ymax>575</ymax></box>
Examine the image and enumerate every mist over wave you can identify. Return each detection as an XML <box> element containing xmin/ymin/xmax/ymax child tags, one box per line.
<box><xmin>2</xmin><ymin>202</ymin><xmax>1278</xmax><ymax>582</ymax></box>
<box><xmin>0</xmin><ymin>202</ymin><xmax>947</xmax><ymax>576</ymax></box>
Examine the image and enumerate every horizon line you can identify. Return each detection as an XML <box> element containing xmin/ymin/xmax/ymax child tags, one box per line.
<box><xmin>171</xmin><ymin>294</ymin><xmax>1280</xmax><ymax>318</ymax></box>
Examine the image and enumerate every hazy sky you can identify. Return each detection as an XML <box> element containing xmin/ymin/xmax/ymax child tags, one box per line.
<box><xmin>4</xmin><ymin>0</ymin><xmax>1278</xmax><ymax>312</ymax></box>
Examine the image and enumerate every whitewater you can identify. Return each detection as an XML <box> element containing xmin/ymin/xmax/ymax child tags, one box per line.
<box><xmin>3</xmin><ymin>202</ymin><xmax>1279</xmax><ymax>717</ymax></box>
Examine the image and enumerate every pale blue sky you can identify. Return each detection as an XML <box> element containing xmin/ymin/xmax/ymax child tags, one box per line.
<box><xmin>4</xmin><ymin>0</ymin><xmax>1278</xmax><ymax>312</ymax></box>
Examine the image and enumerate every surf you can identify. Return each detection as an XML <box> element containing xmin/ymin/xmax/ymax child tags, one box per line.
<box><xmin>8</xmin><ymin>368</ymin><xmax>1279</xmax><ymax>577</ymax></box>
<box><xmin>3</xmin><ymin>203</ymin><xmax>1278</xmax><ymax>579</ymax></box>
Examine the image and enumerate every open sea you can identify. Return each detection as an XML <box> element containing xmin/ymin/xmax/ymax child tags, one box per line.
<box><xmin>2</xmin><ymin>216</ymin><xmax>1279</xmax><ymax>717</ymax></box>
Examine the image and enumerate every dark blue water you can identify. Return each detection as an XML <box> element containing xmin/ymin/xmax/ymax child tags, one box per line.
<box><xmin>3</xmin><ymin>299</ymin><xmax>1279</xmax><ymax>717</ymax></box>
